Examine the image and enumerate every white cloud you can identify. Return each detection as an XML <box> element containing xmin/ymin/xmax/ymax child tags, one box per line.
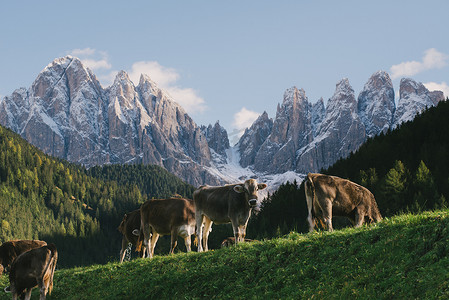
<box><xmin>127</xmin><ymin>60</ymin><xmax>206</xmax><ymax>115</ymax></box>
<box><xmin>390</xmin><ymin>48</ymin><xmax>448</xmax><ymax>79</ymax></box>
<box><xmin>68</xmin><ymin>48</ymin><xmax>111</xmax><ymax>71</ymax></box>
<box><xmin>128</xmin><ymin>61</ymin><xmax>179</xmax><ymax>87</ymax></box>
<box><xmin>232</xmin><ymin>107</ymin><xmax>260</xmax><ymax>132</ymax></box>
<box><xmin>424</xmin><ymin>81</ymin><xmax>449</xmax><ymax>98</ymax></box>
<box><xmin>70</xmin><ymin>48</ymin><xmax>96</xmax><ymax>56</ymax></box>
<box><xmin>165</xmin><ymin>86</ymin><xmax>206</xmax><ymax>114</ymax></box>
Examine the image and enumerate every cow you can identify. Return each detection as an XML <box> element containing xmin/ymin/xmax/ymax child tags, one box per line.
<box><xmin>8</xmin><ymin>243</ymin><xmax>58</xmax><ymax>300</ymax></box>
<box><xmin>138</xmin><ymin>197</ymin><xmax>196</xmax><ymax>258</ymax></box>
<box><xmin>305</xmin><ymin>173</ymin><xmax>382</xmax><ymax>232</ymax></box>
<box><xmin>118</xmin><ymin>209</ymin><xmax>146</xmax><ymax>263</ymax></box>
<box><xmin>220</xmin><ymin>237</ymin><xmax>257</xmax><ymax>248</ymax></box>
<box><xmin>0</xmin><ymin>240</ymin><xmax>47</xmax><ymax>275</ymax></box>
<box><xmin>193</xmin><ymin>179</ymin><xmax>267</xmax><ymax>252</ymax></box>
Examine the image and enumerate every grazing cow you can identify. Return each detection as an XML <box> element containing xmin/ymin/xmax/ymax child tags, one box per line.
<box><xmin>139</xmin><ymin>198</ymin><xmax>196</xmax><ymax>258</ymax></box>
<box><xmin>305</xmin><ymin>173</ymin><xmax>382</xmax><ymax>232</ymax></box>
<box><xmin>0</xmin><ymin>240</ymin><xmax>47</xmax><ymax>275</ymax></box>
<box><xmin>194</xmin><ymin>179</ymin><xmax>267</xmax><ymax>252</ymax></box>
<box><xmin>220</xmin><ymin>237</ymin><xmax>257</xmax><ymax>248</ymax></box>
<box><xmin>8</xmin><ymin>243</ymin><xmax>58</xmax><ymax>300</ymax></box>
<box><xmin>118</xmin><ymin>209</ymin><xmax>146</xmax><ymax>263</ymax></box>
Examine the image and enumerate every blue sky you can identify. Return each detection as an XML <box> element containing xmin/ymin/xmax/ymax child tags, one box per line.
<box><xmin>1</xmin><ymin>1</ymin><xmax>448</xmax><ymax>143</ymax></box>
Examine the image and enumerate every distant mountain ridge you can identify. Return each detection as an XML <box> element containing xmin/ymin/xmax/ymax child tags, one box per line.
<box><xmin>0</xmin><ymin>57</ymin><xmax>445</xmax><ymax>188</ymax></box>
<box><xmin>0</xmin><ymin>56</ymin><xmax>219</xmax><ymax>186</ymax></box>
<box><xmin>236</xmin><ymin>71</ymin><xmax>445</xmax><ymax>176</ymax></box>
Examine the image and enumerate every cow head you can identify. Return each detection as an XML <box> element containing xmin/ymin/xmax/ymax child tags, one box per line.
<box><xmin>234</xmin><ymin>179</ymin><xmax>267</xmax><ymax>207</ymax></box>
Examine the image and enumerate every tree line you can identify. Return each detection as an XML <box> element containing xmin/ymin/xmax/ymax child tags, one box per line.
<box><xmin>249</xmin><ymin>99</ymin><xmax>449</xmax><ymax>239</ymax></box>
<box><xmin>0</xmin><ymin>126</ymin><xmax>194</xmax><ymax>267</ymax></box>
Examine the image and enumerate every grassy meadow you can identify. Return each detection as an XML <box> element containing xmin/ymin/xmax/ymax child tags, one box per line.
<box><xmin>1</xmin><ymin>209</ymin><xmax>448</xmax><ymax>299</ymax></box>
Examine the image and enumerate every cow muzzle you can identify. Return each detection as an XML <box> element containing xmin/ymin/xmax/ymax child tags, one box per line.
<box><xmin>248</xmin><ymin>198</ymin><xmax>257</xmax><ymax>207</ymax></box>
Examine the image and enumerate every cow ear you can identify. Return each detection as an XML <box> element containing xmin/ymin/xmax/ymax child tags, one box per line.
<box><xmin>258</xmin><ymin>183</ymin><xmax>267</xmax><ymax>190</ymax></box>
<box><xmin>234</xmin><ymin>185</ymin><xmax>245</xmax><ymax>193</ymax></box>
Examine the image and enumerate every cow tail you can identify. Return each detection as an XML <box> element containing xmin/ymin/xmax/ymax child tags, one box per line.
<box><xmin>136</xmin><ymin>229</ymin><xmax>144</xmax><ymax>253</ymax></box>
<box><xmin>44</xmin><ymin>243</ymin><xmax>58</xmax><ymax>295</ymax></box>
<box><xmin>136</xmin><ymin>229</ymin><xmax>143</xmax><ymax>252</ymax></box>
<box><xmin>305</xmin><ymin>173</ymin><xmax>316</xmax><ymax>230</ymax></box>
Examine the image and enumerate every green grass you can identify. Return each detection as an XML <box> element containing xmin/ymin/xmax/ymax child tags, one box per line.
<box><xmin>1</xmin><ymin>210</ymin><xmax>448</xmax><ymax>299</ymax></box>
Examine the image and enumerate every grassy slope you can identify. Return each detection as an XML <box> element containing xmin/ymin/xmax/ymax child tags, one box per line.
<box><xmin>1</xmin><ymin>210</ymin><xmax>448</xmax><ymax>299</ymax></box>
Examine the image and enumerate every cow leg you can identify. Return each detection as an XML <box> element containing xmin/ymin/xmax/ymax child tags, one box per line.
<box><xmin>140</xmin><ymin>245</ymin><xmax>147</xmax><ymax>259</ymax></box>
<box><xmin>170</xmin><ymin>229</ymin><xmax>178</xmax><ymax>254</ymax></box>
<box><xmin>322</xmin><ymin>200</ymin><xmax>333</xmax><ymax>232</ymax></box>
<box><xmin>184</xmin><ymin>235</ymin><xmax>192</xmax><ymax>252</ymax></box>
<box><xmin>202</xmin><ymin>217</ymin><xmax>213</xmax><ymax>252</ymax></box>
<box><xmin>119</xmin><ymin>238</ymin><xmax>128</xmax><ymax>263</ymax></box>
<box><xmin>24</xmin><ymin>288</ymin><xmax>32</xmax><ymax>300</ymax></box>
<box><xmin>141</xmin><ymin>220</ymin><xmax>152</xmax><ymax>258</ymax></box>
<box><xmin>237</xmin><ymin>225</ymin><xmax>247</xmax><ymax>243</ymax></box>
<box><xmin>149</xmin><ymin>232</ymin><xmax>159</xmax><ymax>258</ymax></box>
<box><xmin>230</xmin><ymin>219</ymin><xmax>241</xmax><ymax>244</ymax></box>
<box><xmin>195</xmin><ymin>213</ymin><xmax>205</xmax><ymax>252</ymax></box>
<box><xmin>39</xmin><ymin>280</ymin><xmax>48</xmax><ymax>300</ymax></box>
<box><xmin>305</xmin><ymin>181</ymin><xmax>316</xmax><ymax>232</ymax></box>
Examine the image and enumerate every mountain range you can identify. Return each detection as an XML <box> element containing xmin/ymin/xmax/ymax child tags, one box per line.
<box><xmin>0</xmin><ymin>56</ymin><xmax>445</xmax><ymax>189</ymax></box>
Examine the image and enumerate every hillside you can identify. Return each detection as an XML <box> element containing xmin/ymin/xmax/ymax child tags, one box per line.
<box><xmin>0</xmin><ymin>125</ymin><xmax>194</xmax><ymax>268</ymax></box>
<box><xmin>1</xmin><ymin>210</ymin><xmax>447</xmax><ymax>299</ymax></box>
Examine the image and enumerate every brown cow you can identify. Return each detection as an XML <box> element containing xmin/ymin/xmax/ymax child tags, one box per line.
<box><xmin>0</xmin><ymin>240</ymin><xmax>47</xmax><ymax>275</ymax></box>
<box><xmin>8</xmin><ymin>243</ymin><xmax>58</xmax><ymax>300</ymax></box>
<box><xmin>305</xmin><ymin>173</ymin><xmax>382</xmax><ymax>232</ymax></box>
<box><xmin>194</xmin><ymin>179</ymin><xmax>267</xmax><ymax>252</ymax></box>
<box><xmin>139</xmin><ymin>197</ymin><xmax>196</xmax><ymax>258</ymax></box>
<box><xmin>118</xmin><ymin>209</ymin><xmax>146</xmax><ymax>263</ymax></box>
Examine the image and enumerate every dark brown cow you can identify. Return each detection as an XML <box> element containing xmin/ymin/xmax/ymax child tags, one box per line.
<box><xmin>305</xmin><ymin>173</ymin><xmax>382</xmax><ymax>232</ymax></box>
<box><xmin>8</xmin><ymin>243</ymin><xmax>58</xmax><ymax>300</ymax></box>
<box><xmin>193</xmin><ymin>179</ymin><xmax>267</xmax><ymax>252</ymax></box>
<box><xmin>139</xmin><ymin>198</ymin><xmax>196</xmax><ymax>258</ymax></box>
<box><xmin>0</xmin><ymin>240</ymin><xmax>47</xmax><ymax>275</ymax></box>
<box><xmin>118</xmin><ymin>209</ymin><xmax>146</xmax><ymax>263</ymax></box>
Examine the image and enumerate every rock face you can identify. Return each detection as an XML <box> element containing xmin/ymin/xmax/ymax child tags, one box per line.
<box><xmin>296</xmin><ymin>78</ymin><xmax>366</xmax><ymax>172</ymax></box>
<box><xmin>237</xmin><ymin>111</ymin><xmax>273</xmax><ymax>168</ymax></box>
<box><xmin>252</xmin><ymin>87</ymin><xmax>313</xmax><ymax>173</ymax></box>
<box><xmin>0</xmin><ymin>56</ymin><xmax>220</xmax><ymax>186</ymax></box>
<box><xmin>1</xmin><ymin>58</ymin><xmax>445</xmax><ymax>188</ymax></box>
<box><xmin>201</xmin><ymin>121</ymin><xmax>230</xmax><ymax>157</ymax></box>
<box><xmin>357</xmin><ymin>71</ymin><xmax>395</xmax><ymax>137</ymax></box>
<box><xmin>238</xmin><ymin>71</ymin><xmax>445</xmax><ymax>175</ymax></box>
<box><xmin>393</xmin><ymin>78</ymin><xmax>445</xmax><ymax>128</ymax></box>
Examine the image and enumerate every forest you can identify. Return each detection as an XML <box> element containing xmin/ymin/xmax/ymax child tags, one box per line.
<box><xmin>0</xmin><ymin>98</ymin><xmax>448</xmax><ymax>268</ymax></box>
<box><xmin>250</xmin><ymin>99</ymin><xmax>449</xmax><ymax>239</ymax></box>
<box><xmin>0</xmin><ymin>126</ymin><xmax>194</xmax><ymax>267</ymax></box>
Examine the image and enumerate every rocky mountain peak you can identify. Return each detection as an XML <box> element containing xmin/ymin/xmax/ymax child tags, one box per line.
<box><xmin>201</xmin><ymin>121</ymin><xmax>230</xmax><ymax>158</ymax></box>
<box><xmin>357</xmin><ymin>71</ymin><xmax>395</xmax><ymax>137</ymax></box>
<box><xmin>393</xmin><ymin>78</ymin><xmax>445</xmax><ymax>127</ymax></box>
<box><xmin>238</xmin><ymin>111</ymin><xmax>273</xmax><ymax>168</ymax></box>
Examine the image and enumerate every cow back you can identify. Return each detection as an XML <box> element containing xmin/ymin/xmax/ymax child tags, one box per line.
<box><xmin>141</xmin><ymin>198</ymin><xmax>195</xmax><ymax>235</ymax></box>
<box><xmin>194</xmin><ymin>184</ymin><xmax>248</xmax><ymax>223</ymax></box>
<box><xmin>0</xmin><ymin>240</ymin><xmax>47</xmax><ymax>272</ymax></box>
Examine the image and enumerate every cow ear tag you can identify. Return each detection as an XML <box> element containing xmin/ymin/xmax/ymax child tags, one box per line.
<box><xmin>234</xmin><ymin>185</ymin><xmax>245</xmax><ymax>193</ymax></box>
